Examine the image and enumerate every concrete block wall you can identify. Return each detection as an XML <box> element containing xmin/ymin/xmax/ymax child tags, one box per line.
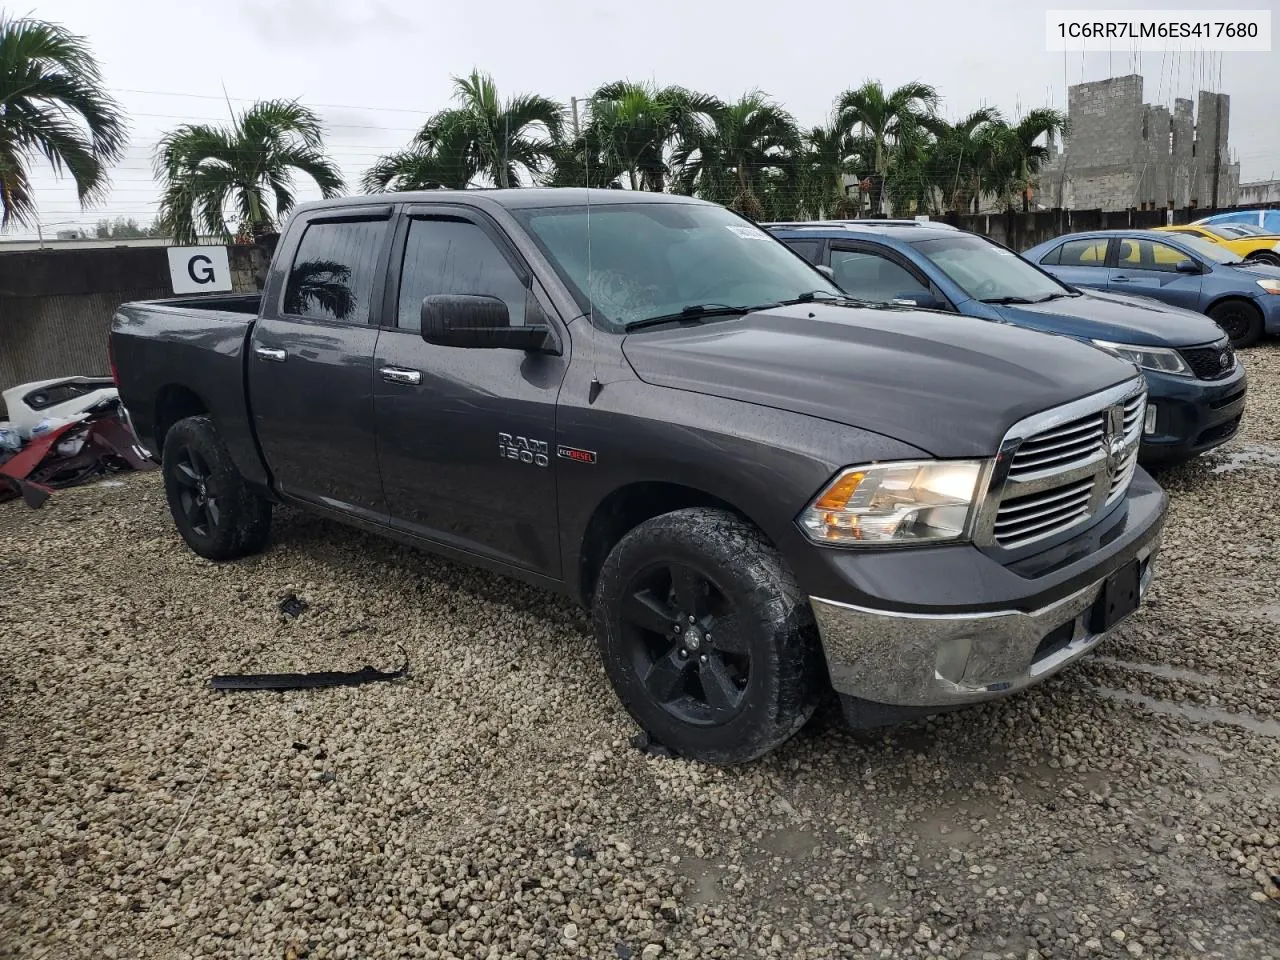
<box><xmin>1067</xmin><ymin>75</ymin><xmax>1145</xmax><ymax>166</ymax></box>
<box><xmin>1035</xmin><ymin>75</ymin><xmax>1239</xmax><ymax>212</ymax></box>
<box><xmin>1194</xmin><ymin>92</ymin><xmax>1231</xmax><ymax>207</ymax></box>
<box><xmin>1172</xmin><ymin>99</ymin><xmax>1195</xmax><ymax>207</ymax></box>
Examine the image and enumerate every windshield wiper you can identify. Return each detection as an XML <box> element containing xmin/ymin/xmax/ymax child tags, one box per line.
<box><xmin>776</xmin><ymin>290</ymin><xmax>868</xmax><ymax>306</ymax></box>
<box><xmin>1034</xmin><ymin>291</ymin><xmax>1081</xmax><ymax>302</ymax></box>
<box><xmin>979</xmin><ymin>295</ymin><xmax>1037</xmax><ymax>305</ymax></box>
<box><xmin>623</xmin><ymin>303</ymin><xmax>753</xmax><ymax>332</ymax></box>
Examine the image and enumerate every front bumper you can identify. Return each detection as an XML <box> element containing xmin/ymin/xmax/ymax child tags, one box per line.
<box><xmin>1256</xmin><ymin>293</ymin><xmax>1280</xmax><ymax>335</ymax></box>
<box><xmin>805</xmin><ymin>469</ymin><xmax>1166</xmax><ymax>719</ymax></box>
<box><xmin>1139</xmin><ymin>363</ymin><xmax>1246</xmax><ymax>463</ymax></box>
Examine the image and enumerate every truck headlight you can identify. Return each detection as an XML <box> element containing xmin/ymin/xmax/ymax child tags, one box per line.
<box><xmin>798</xmin><ymin>460</ymin><xmax>986</xmax><ymax>545</ymax></box>
<box><xmin>1090</xmin><ymin>339</ymin><xmax>1193</xmax><ymax>376</ymax></box>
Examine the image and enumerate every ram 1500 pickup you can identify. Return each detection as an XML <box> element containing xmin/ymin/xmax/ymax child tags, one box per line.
<box><xmin>110</xmin><ymin>190</ymin><xmax>1167</xmax><ymax>764</ymax></box>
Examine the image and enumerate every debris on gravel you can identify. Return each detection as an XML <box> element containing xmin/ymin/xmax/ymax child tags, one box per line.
<box><xmin>3</xmin><ymin>345</ymin><xmax>1279</xmax><ymax>959</ymax></box>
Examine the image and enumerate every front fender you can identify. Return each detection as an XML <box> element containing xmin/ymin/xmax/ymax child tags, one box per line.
<box><xmin>555</xmin><ymin>378</ymin><xmax>929</xmax><ymax>604</ymax></box>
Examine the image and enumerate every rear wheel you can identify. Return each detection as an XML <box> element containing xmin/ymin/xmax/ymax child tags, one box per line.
<box><xmin>1208</xmin><ymin>299</ymin><xmax>1264</xmax><ymax>348</ymax></box>
<box><xmin>162</xmin><ymin>416</ymin><xmax>271</xmax><ymax>561</ymax></box>
<box><xmin>1245</xmin><ymin>251</ymin><xmax>1280</xmax><ymax>267</ymax></box>
<box><xmin>592</xmin><ymin>508</ymin><xmax>823</xmax><ymax>764</ymax></box>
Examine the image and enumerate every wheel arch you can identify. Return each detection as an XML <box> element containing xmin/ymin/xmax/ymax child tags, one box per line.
<box><xmin>153</xmin><ymin>384</ymin><xmax>210</xmax><ymax>456</ymax></box>
<box><xmin>1204</xmin><ymin>293</ymin><xmax>1264</xmax><ymax>315</ymax></box>
<box><xmin>576</xmin><ymin>481</ymin><xmax>784</xmax><ymax>608</ymax></box>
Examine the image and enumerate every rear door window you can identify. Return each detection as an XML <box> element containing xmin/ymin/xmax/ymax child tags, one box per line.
<box><xmin>282</xmin><ymin>219</ymin><xmax>389</xmax><ymax>324</ymax></box>
<box><xmin>1056</xmin><ymin>238</ymin><xmax>1110</xmax><ymax>267</ymax></box>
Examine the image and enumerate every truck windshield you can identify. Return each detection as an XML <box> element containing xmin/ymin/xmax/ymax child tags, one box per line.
<box><xmin>910</xmin><ymin>235</ymin><xmax>1071</xmax><ymax>303</ymax></box>
<box><xmin>513</xmin><ymin>201</ymin><xmax>842</xmax><ymax>331</ymax></box>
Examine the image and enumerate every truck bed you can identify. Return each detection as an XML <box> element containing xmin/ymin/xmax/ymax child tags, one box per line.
<box><xmin>140</xmin><ymin>293</ymin><xmax>262</xmax><ymax>315</ymax></box>
<box><xmin>111</xmin><ymin>297</ymin><xmax>265</xmax><ymax>485</ymax></box>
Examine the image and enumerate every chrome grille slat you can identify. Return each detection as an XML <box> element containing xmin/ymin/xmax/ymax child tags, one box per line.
<box><xmin>981</xmin><ymin>380</ymin><xmax>1147</xmax><ymax>550</ymax></box>
<box><xmin>1010</xmin><ymin>441</ymin><xmax>1104</xmax><ymax>473</ymax></box>
<box><xmin>995</xmin><ymin>504</ymin><xmax>1093</xmax><ymax>546</ymax></box>
<box><xmin>995</xmin><ymin>479</ymin><xmax>1094</xmax><ymax>518</ymax></box>
<box><xmin>1018</xmin><ymin>415</ymin><xmax>1103</xmax><ymax>445</ymax></box>
<box><xmin>1013</xmin><ymin>427</ymin><xmax>1104</xmax><ymax>459</ymax></box>
<box><xmin>1006</xmin><ymin>413</ymin><xmax>1106</xmax><ymax>479</ymax></box>
<box><xmin>995</xmin><ymin>496</ymin><xmax>1093</xmax><ymax>533</ymax></box>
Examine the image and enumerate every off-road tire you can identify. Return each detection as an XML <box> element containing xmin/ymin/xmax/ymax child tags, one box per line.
<box><xmin>162</xmin><ymin>415</ymin><xmax>271</xmax><ymax>561</ymax></box>
<box><xmin>592</xmin><ymin>508</ymin><xmax>824</xmax><ymax>764</ymax></box>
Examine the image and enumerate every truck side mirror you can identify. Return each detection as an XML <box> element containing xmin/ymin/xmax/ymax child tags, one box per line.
<box><xmin>420</xmin><ymin>294</ymin><xmax>551</xmax><ymax>351</ymax></box>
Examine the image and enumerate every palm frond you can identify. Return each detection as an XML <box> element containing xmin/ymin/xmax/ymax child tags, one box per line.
<box><xmin>0</xmin><ymin>14</ymin><xmax>127</xmax><ymax>226</ymax></box>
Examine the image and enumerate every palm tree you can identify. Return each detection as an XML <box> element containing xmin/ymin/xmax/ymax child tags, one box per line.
<box><xmin>929</xmin><ymin>107</ymin><xmax>1003</xmax><ymax>213</ymax></box>
<box><xmin>796</xmin><ymin>122</ymin><xmax>875</xmax><ymax>219</ymax></box>
<box><xmin>541</xmin><ymin>129</ymin><xmax>624</xmax><ymax>189</ymax></box>
<box><xmin>403</xmin><ymin>70</ymin><xmax>562</xmax><ymax>189</ymax></box>
<box><xmin>361</xmin><ymin>121</ymin><xmax>476</xmax><ymax>192</ymax></box>
<box><xmin>673</xmin><ymin>92</ymin><xmax>801</xmax><ymax>220</ymax></box>
<box><xmin>836</xmin><ymin>80</ymin><xmax>939</xmax><ymax>215</ymax></box>
<box><xmin>884</xmin><ymin>121</ymin><xmax>942</xmax><ymax>217</ymax></box>
<box><xmin>155</xmin><ymin>99</ymin><xmax>344</xmax><ymax>244</ymax></box>
<box><xmin>582</xmin><ymin>82</ymin><xmax>722</xmax><ymax>192</ymax></box>
<box><xmin>0</xmin><ymin>14</ymin><xmax>127</xmax><ymax>229</ymax></box>
<box><xmin>986</xmin><ymin>108</ymin><xmax>1070</xmax><ymax>211</ymax></box>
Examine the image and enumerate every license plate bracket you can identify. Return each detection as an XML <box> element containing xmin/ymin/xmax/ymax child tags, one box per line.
<box><xmin>1089</xmin><ymin>559</ymin><xmax>1141</xmax><ymax>633</ymax></box>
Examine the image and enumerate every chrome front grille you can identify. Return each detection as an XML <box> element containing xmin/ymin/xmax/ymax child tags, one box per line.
<box><xmin>977</xmin><ymin>380</ymin><xmax>1146</xmax><ymax>551</ymax></box>
<box><xmin>1005</xmin><ymin>412</ymin><xmax>1104</xmax><ymax>479</ymax></box>
<box><xmin>1108</xmin><ymin>392</ymin><xmax>1145</xmax><ymax>501</ymax></box>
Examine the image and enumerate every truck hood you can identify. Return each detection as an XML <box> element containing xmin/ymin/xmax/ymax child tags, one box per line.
<box><xmin>992</xmin><ymin>288</ymin><xmax>1226</xmax><ymax>347</ymax></box>
<box><xmin>621</xmin><ymin>303</ymin><xmax>1138</xmax><ymax>458</ymax></box>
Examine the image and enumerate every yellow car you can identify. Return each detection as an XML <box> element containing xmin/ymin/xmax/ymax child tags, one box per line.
<box><xmin>1154</xmin><ymin>223</ymin><xmax>1280</xmax><ymax>267</ymax></box>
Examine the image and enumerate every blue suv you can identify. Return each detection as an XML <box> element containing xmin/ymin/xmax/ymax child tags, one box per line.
<box><xmin>767</xmin><ymin>221</ymin><xmax>1246</xmax><ymax>464</ymax></box>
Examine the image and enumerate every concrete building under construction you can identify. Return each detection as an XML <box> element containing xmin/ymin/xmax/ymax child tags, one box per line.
<box><xmin>1035</xmin><ymin>74</ymin><xmax>1240</xmax><ymax>212</ymax></box>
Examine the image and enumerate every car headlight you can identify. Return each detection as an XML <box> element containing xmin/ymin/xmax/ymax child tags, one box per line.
<box><xmin>1091</xmin><ymin>339</ymin><xmax>1193</xmax><ymax>376</ymax></box>
<box><xmin>1256</xmin><ymin>278</ymin><xmax>1280</xmax><ymax>295</ymax></box>
<box><xmin>798</xmin><ymin>460</ymin><xmax>986</xmax><ymax>545</ymax></box>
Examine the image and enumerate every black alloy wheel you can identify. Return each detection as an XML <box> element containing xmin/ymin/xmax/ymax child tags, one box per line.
<box><xmin>171</xmin><ymin>446</ymin><xmax>220</xmax><ymax>537</ymax></box>
<box><xmin>619</xmin><ymin>560</ymin><xmax>750</xmax><ymax>727</ymax></box>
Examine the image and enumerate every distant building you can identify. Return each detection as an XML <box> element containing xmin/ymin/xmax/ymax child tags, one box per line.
<box><xmin>1035</xmin><ymin>75</ymin><xmax>1240</xmax><ymax>212</ymax></box>
<box><xmin>1237</xmin><ymin>179</ymin><xmax>1280</xmax><ymax>207</ymax></box>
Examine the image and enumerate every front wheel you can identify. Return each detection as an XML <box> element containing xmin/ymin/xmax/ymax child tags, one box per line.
<box><xmin>592</xmin><ymin>508</ymin><xmax>824</xmax><ymax>764</ymax></box>
<box><xmin>1208</xmin><ymin>299</ymin><xmax>1264</xmax><ymax>349</ymax></box>
<box><xmin>1246</xmin><ymin>251</ymin><xmax>1280</xmax><ymax>268</ymax></box>
<box><xmin>162</xmin><ymin>415</ymin><xmax>271</xmax><ymax>561</ymax></box>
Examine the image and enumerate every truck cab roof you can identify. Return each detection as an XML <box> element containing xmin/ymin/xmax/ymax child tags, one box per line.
<box><xmin>291</xmin><ymin>188</ymin><xmax>714</xmax><ymax>217</ymax></box>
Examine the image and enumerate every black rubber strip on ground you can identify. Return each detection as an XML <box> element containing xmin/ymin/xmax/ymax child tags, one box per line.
<box><xmin>208</xmin><ymin>647</ymin><xmax>409</xmax><ymax>691</ymax></box>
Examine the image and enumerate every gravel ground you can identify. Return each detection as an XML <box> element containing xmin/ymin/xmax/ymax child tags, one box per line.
<box><xmin>3</xmin><ymin>347</ymin><xmax>1279</xmax><ymax>960</ymax></box>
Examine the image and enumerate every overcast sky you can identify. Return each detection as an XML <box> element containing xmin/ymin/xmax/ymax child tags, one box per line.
<box><xmin>10</xmin><ymin>0</ymin><xmax>1279</xmax><ymax>238</ymax></box>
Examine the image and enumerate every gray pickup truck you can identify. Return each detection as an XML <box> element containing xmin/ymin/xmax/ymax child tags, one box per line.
<box><xmin>110</xmin><ymin>190</ymin><xmax>1167</xmax><ymax>763</ymax></box>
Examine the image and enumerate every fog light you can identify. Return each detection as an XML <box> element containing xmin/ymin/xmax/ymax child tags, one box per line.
<box><xmin>1143</xmin><ymin>403</ymin><xmax>1158</xmax><ymax>435</ymax></box>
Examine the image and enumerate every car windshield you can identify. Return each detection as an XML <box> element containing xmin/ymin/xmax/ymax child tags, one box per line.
<box><xmin>909</xmin><ymin>234</ymin><xmax>1069</xmax><ymax>302</ymax></box>
<box><xmin>1168</xmin><ymin>234</ymin><xmax>1243</xmax><ymax>264</ymax></box>
<box><xmin>511</xmin><ymin>200</ymin><xmax>843</xmax><ymax>331</ymax></box>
